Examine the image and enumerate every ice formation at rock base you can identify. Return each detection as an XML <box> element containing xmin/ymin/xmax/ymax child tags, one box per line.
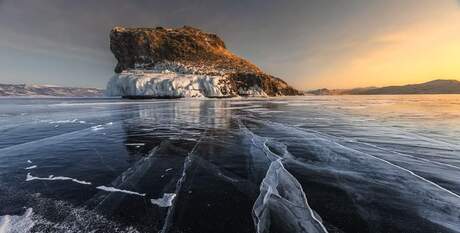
<box><xmin>105</xmin><ymin>70</ymin><xmax>268</xmax><ymax>98</ymax></box>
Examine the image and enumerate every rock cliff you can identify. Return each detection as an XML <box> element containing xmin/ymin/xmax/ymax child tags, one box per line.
<box><xmin>107</xmin><ymin>26</ymin><xmax>302</xmax><ymax>98</ymax></box>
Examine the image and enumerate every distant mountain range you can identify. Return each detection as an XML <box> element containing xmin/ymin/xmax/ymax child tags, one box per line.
<box><xmin>3</xmin><ymin>79</ymin><xmax>460</xmax><ymax>97</ymax></box>
<box><xmin>0</xmin><ymin>83</ymin><xmax>104</xmax><ymax>97</ymax></box>
<box><xmin>307</xmin><ymin>79</ymin><xmax>460</xmax><ymax>95</ymax></box>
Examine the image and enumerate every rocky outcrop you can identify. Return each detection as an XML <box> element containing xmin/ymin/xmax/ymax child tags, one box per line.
<box><xmin>107</xmin><ymin>26</ymin><xmax>302</xmax><ymax>98</ymax></box>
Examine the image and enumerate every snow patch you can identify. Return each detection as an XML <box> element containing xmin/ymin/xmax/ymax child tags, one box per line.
<box><xmin>25</xmin><ymin>165</ymin><xmax>37</xmax><ymax>170</ymax></box>
<box><xmin>40</xmin><ymin>119</ymin><xmax>87</xmax><ymax>124</ymax></box>
<box><xmin>91</xmin><ymin>122</ymin><xmax>113</xmax><ymax>131</ymax></box>
<box><xmin>26</xmin><ymin>173</ymin><xmax>91</xmax><ymax>185</ymax></box>
<box><xmin>150</xmin><ymin>193</ymin><xmax>176</xmax><ymax>207</ymax></box>
<box><xmin>125</xmin><ymin>143</ymin><xmax>145</xmax><ymax>146</ymax></box>
<box><xmin>91</xmin><ymin>125</ymin><xmax>104</xmax><ymax>131</ymax></box>
<box><xmin>96</xmin><ymin>186</ymin><xmax>146</xmax><ymax>197</ymax></box>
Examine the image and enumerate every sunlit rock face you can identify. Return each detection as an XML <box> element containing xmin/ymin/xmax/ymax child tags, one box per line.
<box><xmin>106</xmin><ymin>26</ymin><xmax>302</xmax><ymax>98</ymax></box>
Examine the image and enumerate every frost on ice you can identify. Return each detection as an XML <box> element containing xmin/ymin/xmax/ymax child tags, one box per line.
<box><xmin>150</xmin><ymin>193</ymin><xmax>176</xmax><ymax>207</ymax></box>
<box><xmin>0</xmin><ymin>208</ymin><xmax>35</xmax><ymax>233</ymax></box>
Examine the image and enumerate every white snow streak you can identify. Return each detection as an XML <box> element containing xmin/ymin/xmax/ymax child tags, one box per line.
<box><xmin>25</xmin><ymin>165</ymin><xmax>37</xmax><ymax>170</ymax></box>
<box><xmin>96</xmin><ymin>186</ymin><xmax>146</xmax><ymax>197</ymax></box>
<box><xmin>26</xmin><ymin>173</ymin><xmax>91</xmax><ymax>185</ymax></box>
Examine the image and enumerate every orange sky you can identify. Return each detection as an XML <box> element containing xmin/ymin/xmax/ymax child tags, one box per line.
<box><xmin>299</xmin><ymin>2</ymin><xmax>460</xmax><ymax>89</ymax></box>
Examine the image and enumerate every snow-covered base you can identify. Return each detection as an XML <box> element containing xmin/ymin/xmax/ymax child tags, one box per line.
<box><xmin>106</xmin><ymin>72</ymin><xmax>232</xmax><ymax>98</ymax></box>
<box><xmin>105</xmin><ymin>71</ymin><xmax>267</xmax><ymax>98</ymax></box>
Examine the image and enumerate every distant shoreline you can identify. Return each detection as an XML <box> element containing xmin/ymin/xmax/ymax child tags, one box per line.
<box><xmin>306</xmin><ymin>79</ymin><xmax>460</xmax><ymax>96</ymax></box>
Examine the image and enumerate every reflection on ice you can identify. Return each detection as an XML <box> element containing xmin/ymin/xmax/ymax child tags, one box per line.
<box><xmin>136</xmin><ymin>100</ymin><xmax>233</xmax><ymax>129</ymax></box>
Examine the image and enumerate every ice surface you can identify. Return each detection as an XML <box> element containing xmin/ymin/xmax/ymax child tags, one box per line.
<box><xmin>26</xmin><ymin>173</ymin><xmax>91</xmax><ymax>185</ymax></box>
<box><xmin>0</xmin><ymin>208</ymin><xmax>35</xmax><ymax>233</ymax></box>
<box><xmin>2</xmin><ymin>96</ymin><xmax>460</xmax><ymax>233</ymax></box>
<box><xmin>96</xmin><ymin>186</ymin><xmax>146</xmax><ymax>197</ymax></box>
<box><xmin>150</xmin><ymin>193</ymin><xmax>176</xmax><ymax>207</ymax></box>
<box><xmin>246</xmin><ymin>117</ymin><xmax>460</xmax><ymax>232</ymax></box>
<box><xmin>125</xmin><ymin>143</ymin><xmax>145</xmax><ymax>146</ymax></box>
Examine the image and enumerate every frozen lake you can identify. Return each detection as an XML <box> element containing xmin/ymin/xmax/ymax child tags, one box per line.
<box><xmin>0</xmin><ymin>95</ymin><xmax>459</xmax><ymax>233</ymax></box>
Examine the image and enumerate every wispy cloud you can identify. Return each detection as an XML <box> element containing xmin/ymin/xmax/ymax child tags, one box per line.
<box><xmin>0</xmin><ymin>28</ymin><xmax>111</xmax><ymax>65</ymax></box>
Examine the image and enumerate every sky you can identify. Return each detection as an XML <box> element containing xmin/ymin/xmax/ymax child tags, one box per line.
<box><xmin>0</xmin><ymin>0</ymin><xmax>460</xmax><ymax>90</ymax></box>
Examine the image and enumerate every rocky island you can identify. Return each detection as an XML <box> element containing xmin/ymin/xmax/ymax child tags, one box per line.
<box><xmin>105</xmin><ymin>26</ymin><xmax>302</xmax><ymax>98</ymax></box>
